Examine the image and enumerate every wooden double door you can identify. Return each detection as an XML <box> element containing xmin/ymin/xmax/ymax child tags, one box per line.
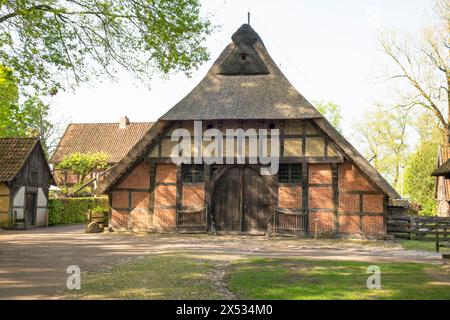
<box><xmin>212</xmin><ymin>166</ymin><xmax>275</xmax><ymax>234</ymax></box>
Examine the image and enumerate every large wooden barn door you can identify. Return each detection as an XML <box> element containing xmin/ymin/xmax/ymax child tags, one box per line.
<box><xmin>213</xmin><ymin>166</ymin><xmax>274</xmax><ymax>234</ymax></box>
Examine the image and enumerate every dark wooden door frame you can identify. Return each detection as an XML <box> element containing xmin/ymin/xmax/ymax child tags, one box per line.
<box><xmin>25</xmin><ymin>191</ymin><xmax>37</xmax><ymax>226</ymax></box>
<box><xmin>210</xmin><ymin>164</ymin><xmax>275</xmax><ymax>234</ymax></box>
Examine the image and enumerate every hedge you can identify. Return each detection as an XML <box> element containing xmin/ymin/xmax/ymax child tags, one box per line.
<box><xmin>48</xmin><ymin>197</ymin><xmax>109</xmax><ymax>225</ymax></box>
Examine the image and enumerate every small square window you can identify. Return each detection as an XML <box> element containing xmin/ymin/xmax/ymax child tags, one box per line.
<box><xmin>182</xmin><ymin>165</ymin><xmax>204</xmax><ymax>184</ymax></box>
<box><xmin>278</xmin><ymin>164</ymin><xmax>301</xmax><ymax>184</ymax></box>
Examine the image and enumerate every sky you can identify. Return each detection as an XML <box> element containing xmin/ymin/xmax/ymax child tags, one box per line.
<box><xmin>49</xmin><ymin>0</ymin><xmax>437</xmax><ymax>135</ymax></box>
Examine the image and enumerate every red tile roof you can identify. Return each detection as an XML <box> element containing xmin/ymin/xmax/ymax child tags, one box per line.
<box><xmin>0</xmin><ymin>138</ymin><xmax>39</xmax><ymax>182</ymax></box>
<box><xmin>50</xmin><ymin>122</ymin><xmax>154</xmax><ymax>164</ymax></box>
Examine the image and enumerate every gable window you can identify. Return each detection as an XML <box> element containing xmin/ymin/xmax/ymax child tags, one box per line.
<box><xmin>182</xmin><ymin>165</ymin><xmax>204</xmax><ymax>184</ymax></box>
<box><xmin>278</xmin><ymin>164</ymin><xmax>301</xmax><ymax>184</ymax></box>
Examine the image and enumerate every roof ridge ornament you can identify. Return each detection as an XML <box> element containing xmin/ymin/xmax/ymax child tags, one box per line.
<box><xmin>218</xmin><ymin>23</ymin><xmax>269</xmax><ymax>75</ymax></box>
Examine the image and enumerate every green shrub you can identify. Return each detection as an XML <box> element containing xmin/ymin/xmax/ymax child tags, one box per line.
<box><xmin>48</xmin><ymin>197</ymin><xmax>109</xmax><ymax>225</ymax></box>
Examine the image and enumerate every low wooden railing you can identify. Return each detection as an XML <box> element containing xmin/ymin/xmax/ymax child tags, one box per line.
<box><xmin>176</xmin><ymin>207</ymin><xmax>208</xmax><ymax>233</ymax></box>
<box><xmin>274</xmin><ymin>208</ymin><xmax>307</xmax><ymax>235</ymax></box>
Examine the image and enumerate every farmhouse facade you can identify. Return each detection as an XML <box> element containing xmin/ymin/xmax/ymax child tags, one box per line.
<box><xmin>50</xmin><ymin>117</ymin><xmax>153</xmax><ymax>191</ymax></box>
<box><xmin>0</xmin><ymin>138</ymin><xmax>54</xmax><ymax>228</ymax></box>
<box><xmin>100</xmin><ymin>24</ymin><xmax>402</xmax><ymax>237</ymax></box>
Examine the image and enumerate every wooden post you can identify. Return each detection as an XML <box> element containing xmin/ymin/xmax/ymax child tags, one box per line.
<box><xmin>176</xmin><ymin>165</ymin><xmax>182</xmax><ymax>232</ymax></box>
<box><xmin>359</xmin><ymin>194</ymin><xmax>364</xmax><ymax>235</ymax></box>
<box><xmin>409</xmin><ymin>216</ymin><xmax>415</xmax><ymax>240</ymax></box>
<box><xmin>239</xmin><ymin>167</ymin><xmax>244</xmax><ymax>232</ymax></box>
<box><xmin>302</xmin><ymin>162</ymin><xmax>308</xmax><ymax>234</ymax></box>
<box><xmin>314</xmin><ymin>218</ymin><xmax>319</xmax><ymax>240</ymax></box>
<box><xmin>204</xmin><ymin>164</ymin><xmax>212</xmax><ymax>233</ymax></box>
<box><xmin>331</xmin><ymin>163</ymin><xmax>339</xmax><ymax>235</ymax></box>
<box><xmin>148</xmin><ymin>163</ymin><xmax>157</xmax><ymax>230</ymax></box>
<box><xmin>436</xmin><ymin>224</ymin><xmax>440</xmax><ymax>253</ymax></box>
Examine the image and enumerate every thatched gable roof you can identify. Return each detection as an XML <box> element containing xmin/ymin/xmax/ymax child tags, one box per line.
<box><xmin>99</xmin><ymin>24</ymin><xmax>400</xmax><ymax>200</ymax></box>
<box><xmin>50</xmin><ymin>120</ymin><xmax>154</xmax><ymax>164</ymax></box>
<box><xmin>160</xmin><ymin>24</ymin><xmax>323</xmax><ymax>121</ymax></box>
<box><xmin>0</xmin><ymin>138</ymin><xmax>53</xmax><ymax>183</ymax></box>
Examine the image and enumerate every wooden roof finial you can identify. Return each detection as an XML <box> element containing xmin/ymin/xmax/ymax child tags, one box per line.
<box><xmin>248</xmin><ymin>12</ymin><xmax>250</xmax><ymax>25</ymax></box>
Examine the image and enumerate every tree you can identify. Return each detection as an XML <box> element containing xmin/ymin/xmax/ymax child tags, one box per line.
<box><xmin>19</xmin><ymin>96</ymin><xmax>60</xmax><ymax>155</ymax></box>
<box><xmin>404</xmin><ymin>141</ymin><xmax>439</xmax><ymax>216</ymax></box>
<box><xmin>0</xmin><ymin>0</ymin><xmax>212</xmax><ymax>95</ymax></box>
<box><xmin>0</xmin><ymin>65</ymin><xmax>59</xmax><ymax>153</ymax></box>
<box><xmin>57</xmin><ymin>152</ymin><xmax>109</xmax><ymax>185</ymax></box>
<box><xmin>353</xmin><ymin>105</ymin><xmax>410</xmax><ymax>189</ymax></box>
<box><xmin>314</xmin><ymin>100</ymin><xmax>343</xmax><ymax>132</ymax></box>
<box><xmin>0</xmin><ymin>64</ymin><xmax>18</xmax><ymax>106</ymax></box>
<box><xmin>378</xmin><ymin>0</ymin><xmax>449</xmax><ymax>145</ymax></box>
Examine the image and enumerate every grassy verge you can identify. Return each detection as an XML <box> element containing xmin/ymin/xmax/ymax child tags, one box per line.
<box><xmin>71</xmin><ymin>254</ymin><xmax>224</xmax><ymax>300</ymax></box>
<box><xmin>399</xmin><ymin>240</ymin><xmax>438</xmax><ymax>252</ymax></box>
<box><xmin>226</xmin><ymin>258</ymin><xmax>450</xmax><ymax>300</ymax></box>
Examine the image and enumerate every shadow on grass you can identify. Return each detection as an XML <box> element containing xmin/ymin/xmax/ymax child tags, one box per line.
<box><xmin>71</xmin><ymin>253</ymin><xmax>228</xmax><ymax>300</ymax></box>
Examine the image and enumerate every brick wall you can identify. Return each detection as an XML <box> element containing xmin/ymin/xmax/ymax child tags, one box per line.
<box><xmin>182</xmin><ymin>185</ymin><xmax>204</xmax><ymax>209</ymax></box>
<box><xmin>338</xmin><ymin>193</ymin><xmax>359</xmax><ymax>213</ymax></box>
<box><xmin>111</xmin><ymin>209</ymin><xmax>128</xmax><ymax>229</ymax></box>
<box><xmin>308</xmin><ymin>211</ymin><xmax>334</xmax><ymax>235</ymax></box>
<box><xmin>110</xmin><ymin>161</ymin><xmax>151</xmax><ymax>231</ymax></box>
<box><xmin>309</xmin><ymin>164</ymin><xmax>332</xmax><ymax>184</ymax></box>
<box><xmin>130</xmin><ymin>192</ymin><xmax>149</xmax><ymax>229</ymax></box>
<box><xmin>118</xmin><ymin>161</ymin><xmax>150</xmax><ymax>189</ymax></box>
<box><xmin>363</xmin><ymin>194</ymin><xmax>384</xmax><ymax>213</ymax></box>
<box><xmin>278</xmin><ymin>186</ymin><xmax>301</xmax><ymax>208</ymax></box>
<box><xmin>309</xmin><ymin>186</ymin><xmax>333</xmax><ymax>209</ymax></box>
<box><xmin>363</xmin><ymin>215</ymin><xmax>384</xmax><ymax>237</ymax></box>
<box><xmin>155</xmin><ymin>163</ymin><xmax>177</xmax><ymax>184</ymax></box>
<box><xmin>338</xmin><ymin>162</ymin><xmax>375</xmax><ymax>192</ymax></box>
<box><xmin>112</xmin><ymin>191</ymin><xmax>128</xmax><ymax>208</ymax></box>
<box><xmin>153</xmin><ymin>164</ymin><xmax>177</xmax><ymax>232</ymax></box>
<box><xmin>337</xmin><ymin>161</ymin><xmax>385</xmax><ymax>237</ymax></box>
<box><xmin>338</xmin><ymin>215</ymin><xmax>360</xmax><ymax>234</ymax></box>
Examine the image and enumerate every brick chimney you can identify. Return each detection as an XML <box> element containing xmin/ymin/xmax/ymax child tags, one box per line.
<box><xmin>119</xmin><ymin>116</ymin><xmax>130</xmax><ymax>129</ymax></box>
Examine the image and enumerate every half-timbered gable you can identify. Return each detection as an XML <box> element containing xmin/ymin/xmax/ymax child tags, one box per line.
<box><xmin>0</xmin><ymin>138</ymin><xmax>54</xmax><ymax>228</ymax></box>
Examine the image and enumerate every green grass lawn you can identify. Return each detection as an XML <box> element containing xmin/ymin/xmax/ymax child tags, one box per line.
<box><xmin>70</xmin><ymin>253</ymin><xmax>450</xmax><ymax>300</ymax></box>
<box><xmin>226</xmin><ymin>258</ymin><xmax>450</xmax><ymax>300</ymax></box>
<box><xmin>71</xmin><ymin>254</ymin><xmax>224</xmax><ymax>299</ymax></box>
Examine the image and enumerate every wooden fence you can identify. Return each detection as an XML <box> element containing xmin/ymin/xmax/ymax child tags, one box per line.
<box><xmin>88</xmin><ymin>210</ymin><xmax>108</xmax><ymax>226</ymax></box>
<box><xmin>274</xmin><ymin>208</ymin><xmax>308</xmax><ymax>235</ymax></box>
<box><xmin>176</xmin><ymin>207</ymin><xmax>208</xmax><ymax>233</ymax></box>
<box><xmin>387</xmin><ymin>215</ymin><xmax>450</xmax><ymax>241</ymax></box>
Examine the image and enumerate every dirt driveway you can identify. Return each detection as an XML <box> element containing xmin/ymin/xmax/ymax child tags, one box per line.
<box><xmin>0</xmin><ymin>224</ymin><xmax>442</xmax><ymax>299</ymax></box>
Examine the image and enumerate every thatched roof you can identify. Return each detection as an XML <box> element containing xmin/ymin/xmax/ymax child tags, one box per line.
<box><xmin>160</xmin><ymin>24</ymin><xmax>323</xmax><ymax>121</ymax></box>
<box><xmin>432</xmin><ymin>146</ymin><xmax>450</xmax><ymax>179</ymax></box>
<box><xmin>0</xmin><ymin>138</ymin><xmax>52</xmax><ymax>183</ymax></box>
<box><xmin>50</xmin><ymin>120</ymin><xmax>154</xmax><ymax>164</ymax></box>
<box><xmin>432</xmin><ymin>159</ymin><xmax>450</xmax><ymax>177</ymax></box>
<box><xmin>99</xmin><ymin>24</ymin><xmax>400</xmax><ymax>200</ymax></box>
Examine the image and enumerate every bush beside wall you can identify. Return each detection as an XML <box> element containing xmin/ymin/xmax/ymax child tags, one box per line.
<box><xmin>48</xmin><ymin>197</ymin><xmax>109</xmax><ymax>225</ymax></box>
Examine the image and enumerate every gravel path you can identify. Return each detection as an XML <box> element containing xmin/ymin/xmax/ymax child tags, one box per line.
<box><xmin>0</xmin><ymin>224</ymin><xmax>443</xmax><ymax>299</ymax></box>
